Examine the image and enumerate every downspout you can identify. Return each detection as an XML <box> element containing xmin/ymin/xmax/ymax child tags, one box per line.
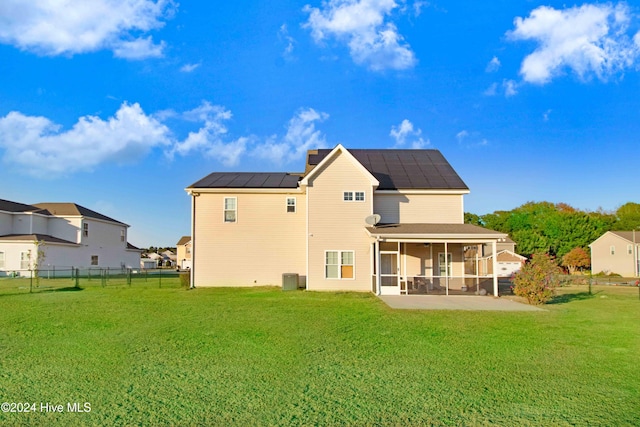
<box><xmin>492</xmin><ymin>240</ymin><xmax>498</xmax><ymax>296</ymax></box>
<box><xmin>375</xmin><ymin>239</ymin><xmax>381</xmax><ymax>295</ymax></box>
<box><xmin>190</xmin><ymin>192</ymin><xmax>198</xmax><ymax>289</ymax></box>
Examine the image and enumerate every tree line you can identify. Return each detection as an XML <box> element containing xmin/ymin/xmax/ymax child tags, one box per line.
<box><xmin>465</xmin><ymin>201</ymin><xmax>640</xmax><ymax>260</ymax></box>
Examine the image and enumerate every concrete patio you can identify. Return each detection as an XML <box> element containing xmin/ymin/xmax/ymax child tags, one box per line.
<box><xmin>379</xmin><ymin>295</ymin><xmax>545</xmax><ymax>311</ymax></box>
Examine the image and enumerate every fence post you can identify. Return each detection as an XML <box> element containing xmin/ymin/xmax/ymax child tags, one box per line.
<box><xmin>159</xmin><ymin>269</ymin><xmax>162</xmax><ymax>289</ymax></box>
<box><xmin>75</xmin><ymin>267</ymin><xmax>80</xmax><ymax>288</ymax></box>
<box><xmin>127</xmin><ymin>268</ymin><xmax>132</xmax><ymax>286</ymax></box>
<box><xmin>30</xmin><ymin>269</ymin><xmax>33</xmax><ymax>293</ymax></box>
<box><xmin>588</xmin><ymin>272</ymin><xmax>592</xmax><ymax>295</ymax></box>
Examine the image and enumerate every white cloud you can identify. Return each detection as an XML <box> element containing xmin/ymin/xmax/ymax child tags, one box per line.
<box><xmin>180</xmin><ymin>63</ymin><xmax>201</xmax><ymax>73</ymax></box>
<box><xmin>303</xmin><ymin>0</ymin><xmax>416</xmax><ymax>70</ymax></box>
<box><xmin>390</xmin><ymin>119</ymin><xmax>428</xmax><ymax>148</ymax></box>
<box><xmin>486</xmin><ymin>56</ymin><xmax>501</xmax><ymax>72</ymax></box>
<box><xmin>0</xmin><ymin>103</ymin><xmax>171</xmax><ymax>176</ymax></box>
<box><xmin>0</xmin><ymin>0</ymin><xmax>174</xmax><ymax>59</ymax></box>
<box><xmin>168</xmin><ymin>102</ymin><xmax>249</xmax><ymax>167</ymax></box>
<box><xmin>543</xmin><ymin>109</ymin><xmax>552</xmax><ymax>122</ymax></box>
<box><xmin>508</xmin><ymin>3</ymin><xmax>640</xmax><ymax>84</ymax></box>
<box><xmin>279</xmin><ymin>24</ymin><xmax>296</xmax><ymax>59</ymax></box>
<box><xmin>252</xmin><ymin>108</ymin><xmax>330</xmax><ymax>164</ymax></box>
<box><xmin>503</xmin><ymin>79</ymin><xmax>518</xmax><ymax>97</ymax></box>
<box><xmin>456</xmin><ymin>130</ymin><xmax>488</xmax><ymax>147</ymax></box>
<box><xmin>483</xmin><ymin>82</ymin><xmax>498</xmax><ymax>96</ymax></box>
<box><xmin>456</xmin><ymin>130</ymin><xmax>469</xmax><ymax>144</ymax></box>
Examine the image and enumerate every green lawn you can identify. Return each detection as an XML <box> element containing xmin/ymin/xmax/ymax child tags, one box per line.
<box><xmin>0</xmin><ymin>285</ymin><xmax>638</xmax><ymax>426</ymax></box>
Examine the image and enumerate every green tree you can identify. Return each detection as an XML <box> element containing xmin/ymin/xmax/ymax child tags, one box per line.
<box><xmin>613</xmin><ymin>202</ymin><xmax>640</xmax><ymax>231</ymax></box>
<box><xmin>512</xmin><ymin>253</ymin><xmax>561</xmax><ymax>305</ymax></box>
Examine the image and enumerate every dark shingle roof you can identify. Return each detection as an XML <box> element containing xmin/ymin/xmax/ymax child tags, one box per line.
<box><xmin>189</xmin><ymin>172</ymin><xmax>302</xmax><ymax>189</ymax></box>
<box><xmin>366</xmin><ymin>223</ymin><xmax>506</xmax><ymax>237</ymax></box>
<box><xmin>308</xmin><ymin>149</ymin><xmax>468</xmax><ymax>190</ymax></box>
<box><xmin>34</xmin><ymin>203</ymin><xmax>127</xmax><ymax>225</ymax></box>
<box><xmin>0</xmin><ymin>234</ymin><xmax>78</xmax><ymax>245</ymax></box>
<box><xmin>0</xmin><ymin>199</ymin><xmax>50</xmax><ymax>214</ymax></box>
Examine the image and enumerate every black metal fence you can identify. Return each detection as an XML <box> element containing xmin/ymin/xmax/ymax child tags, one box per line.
<box><xmin>0</xmin><ymin>268</ymin><xmax>188</xmax><ymax>295</ymax></box>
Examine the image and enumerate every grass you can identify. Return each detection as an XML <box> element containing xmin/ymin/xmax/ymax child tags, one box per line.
<box><xmin>0</xmin><ymin>285</ymin><xmax>638</xmax><ymax>426</ymax></box>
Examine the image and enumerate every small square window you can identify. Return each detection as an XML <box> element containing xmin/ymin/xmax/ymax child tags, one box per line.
<box><xmin>355</xmin><ymin>192</ymin><xmax>365</xmax><ymax>201</ymax></box>
<box><xmin>286</xmin><ymin>197</ymin><xmax>296</xmax><ymax>213</ymax></box>
<box><xmin>343</xmin><ymin>192</ymin><xmax>353</xmax><ymax>201</ymax></box>
<box><xmin>91</xmin><ymin>255</ymin><xmax>98</xmax><ymax>266</ymax></box>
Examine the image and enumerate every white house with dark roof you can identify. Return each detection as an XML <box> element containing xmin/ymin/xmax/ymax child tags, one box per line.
<box><xmin>186</xmin><ymin>145</ymin><xmax>507</xmax><ymax>296</ymax></box>
<box><xmin>0</xmin><ymin>199</ymin><xmax>142</xmax><ymax>276</ymax></box>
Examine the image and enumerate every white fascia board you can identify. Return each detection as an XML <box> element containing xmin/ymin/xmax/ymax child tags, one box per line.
<box><xmin>58</xmin><ymin>214</ymin><xmax>129</xmax><ymax>228</ymax></box>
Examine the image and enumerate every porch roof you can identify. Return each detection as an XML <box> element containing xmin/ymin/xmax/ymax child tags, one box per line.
<box><xmin>366</xmin><ymin>223</ymin><xmax>507</xmax><ymax>241</ymax></box>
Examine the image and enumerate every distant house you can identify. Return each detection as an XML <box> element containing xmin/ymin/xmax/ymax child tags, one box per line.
<box><xmin>590</xmin><ymin>231</ymin><xmax>640</xmax><ymax>277</ymax></box>
<box><xmin>140</xmin><ymin>258</ymin><xmax>157</xmax><ymax>269</ymax></box>
<box><xmin>176</xmin><ymin>236</ymin><xmax>192</xmax><ymax>270</ymax></box>
<box><xmin>0</xmin><ymin>199</ymin><xmax>141</xmax><ymax>276</ymax></box>
<box><xmin>186</xmin><ymin>145</ymin><xmax>507</xmax><ymax>296</ymax></box>
<box><xmin>466</xmin><ymin>237</ymin><xmax>527</xmax><ymax>278</ymax></box>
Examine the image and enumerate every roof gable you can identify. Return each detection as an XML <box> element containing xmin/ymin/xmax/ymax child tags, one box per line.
<box><xmin>307</xmin><ymin>148</ymin><xmax>468</xmax><ymax>191</ymax></box>
<box><xmin>300</xmin><ymin>144</ymin><xmax>379</xmax><ymax>187</ymax></box>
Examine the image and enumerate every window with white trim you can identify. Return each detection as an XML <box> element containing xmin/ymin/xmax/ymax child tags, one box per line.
<box><xmin>0</xmin><ymin>252</ymin><xmax>4</xmax><ymax>269</ymax></box>
<box><xmin>343</xmin><ymin>191</ymin><xmax>365</xmax><ymax>202</ymax></box>
<box><xmin>628</xmin><ymin>245</ymin><xmax>633</xmax><ymax>255</ymax></box>
<box><xmin>610</xmin><ymin>246</ymin><xmax>615</xmax><ymax>255</ymax></box>
<box><xmin>20</xmin><ymin>251</ymin><xmax>29</xmax><ymax>270</ymax></box>
<box><xmin>286</xmin><ymin>197</ymin><xmax>296</xmax><ymax>213</ymax></box>
<box><xmin>83</xmin><ymin>222</ymin><xmax>89</xmax><ymax>237</ymax></box>
<box><xmin>91</xmin><ymin>255</ymin><xmax>99</xmax><ymax>266</ymax></box>
<box><xmin>121</xmin><ymin>229</ymin><xmax>126</xmax><ymax>242</ymax></box>
<box><xmin>224</xmin><ymin>197</ymin><xmax>237</xmax><ymax>223</ymax></box>
<box><xmin>325</xmin><ymin>250</ymin><xmax>355</xmax><ymax>279</ymax></box>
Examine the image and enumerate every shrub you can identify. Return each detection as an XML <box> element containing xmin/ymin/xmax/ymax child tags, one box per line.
<box><xmin>512</xmin><ymin>253</ymin><xmax>561</xmax><ymax>305</ymax></box>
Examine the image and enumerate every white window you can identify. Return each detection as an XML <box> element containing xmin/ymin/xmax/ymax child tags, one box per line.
<box><xmin>91</xmin><ymin>255</ymin><xmax>99</xmax><ymax>266</ymax></box>
<box><xmin>20</xmin><ymin>251</ymin><xmax>29</xmax><ymax>270</ymax></box>
<box><xmin>628</xmin><ymin>245</ymin><xmax>633</xmax><ymax>255</ymax></box>
<box><xmin>121</xmin><ymin>230</ymin><xmax>126</xmax><ymax>242</ymax></box>
<box><xmin>344</xmin><ymin>191</ymin><xmax>364</xmax><ymax>202</ymax></box>
<box><xmin>325</xmin><ymin>250</ymin><xmax>355</xmax><ymax>279</ymax></box>
<box><xmin>83</xmin><ymin>222</ymin><xmax>89</xmax><ymax>237</ymax></box>
<box><xmin>610</xmin><ymin>246</ymin><xmax>615</xmax><ymax>255</ymax></box>
<box><xmin>224</xmin><ymin>197</ymin><xmax>237</xmax><ymax>223</ymax></box>
<box><xmin>0</xmin><ymin>252</ymin><xmax>4</xmax><ymax>269</ymax></box>
<box><xmin>286</xmin><ymin>197</ymin><xmax>296</xmax><ymax>213</ymax></box>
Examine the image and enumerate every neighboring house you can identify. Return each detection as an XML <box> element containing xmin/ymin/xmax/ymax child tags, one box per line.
<box><xmin>186</xmin><ymin>145</ymin><xmax>507</xmax><ymax>296</ymax></box>
<box><xmin>590</xmin><ymin>231</ymin><xmax>640</xmax><ymax>277</ymax></box>
<box><xmin>140</xmin><ymin>258</ymin><xmax>157</xmax><ymax>269</ymax></box>
<box><xmin>0</xmin><ymin>199</ymin><xmax>141</xmax><ymax>277</ymax></box>
<box><xmin>465</xmin><ymin>237</ymin><xmax>526</xmax><ymax>277</ymax></box>
<box><xmin>176</xmin><ymin>236</ymin><xmax>192</xmax><ymax>270</ymax></box>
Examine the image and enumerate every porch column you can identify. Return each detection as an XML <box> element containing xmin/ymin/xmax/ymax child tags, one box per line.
<box><xmin>444</xmin><ymin>241</ymin><xmax>449</xmax><ymax>296</ymax></box>
<box><xmin>375</xmin><ymin>239</ymin><xmax>381</xmax><ymax>295</ymax></box>
<box><xmin>492</xmin><ymin>240</ymin><xmax>498</xmax><ymax>296</ymax></box>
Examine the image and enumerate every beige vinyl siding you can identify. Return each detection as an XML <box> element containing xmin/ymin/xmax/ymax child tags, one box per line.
<box><xmin>374</xmin><ymin>193</ymin><xmax>464</xmax><ymax>224</ymax></box>
<box><xmin>193</xmin><ymin>191</ymin><xmax>306</xmax><ymax>287</ymax></box>
<box><xmin>591</xmin><ymin>232</ymin><xmax>637</xmax><ymax>277</ymax></box>
<box><xmin>306</xmin><ymin>151</ymin><xmax>374</xmax><ymax>291</ymax></box>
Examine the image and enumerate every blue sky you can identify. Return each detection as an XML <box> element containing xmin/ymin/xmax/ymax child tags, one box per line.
<box><xmin>1</xmin><ymin>1</ymin><xmax>639</xmax><ymax>247</ymax></box>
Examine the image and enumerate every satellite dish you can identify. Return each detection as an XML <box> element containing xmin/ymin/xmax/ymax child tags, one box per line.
<box><xmin>365</xmin><ymin>214</ymin><xmax>381</xmax><ymax>226</ymax></box>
